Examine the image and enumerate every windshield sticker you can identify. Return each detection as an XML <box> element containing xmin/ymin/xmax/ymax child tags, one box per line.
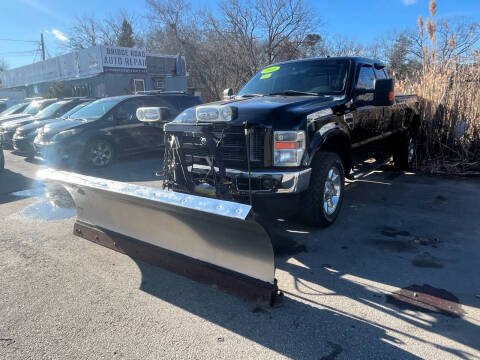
<box><xmin>261</xmin><ymin>66</ymin><xmax>280</xmax><ymax>74</ymax></box>
<box><xmin>260</xmin><ymin>73</ymin><xmax>272</xmax><ymax>79</ymax></box>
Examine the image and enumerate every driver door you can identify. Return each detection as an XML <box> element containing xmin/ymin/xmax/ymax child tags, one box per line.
<box><xmin>110</xmin><ymin>99</ymin><xmax>146</xmax><ymax>154</ymax></box>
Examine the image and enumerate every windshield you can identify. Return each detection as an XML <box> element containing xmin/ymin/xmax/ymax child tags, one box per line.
<box><xmin>24</xmin><ymin>101</ymin><xmax>43</xmax><ymax>115</ymax></box>
<box><xmin>238</xmin><ymin>59</ymin><xmax>350</xmax><ymax>97</ymax></box>
<box><xmin>70</xmin><ymin>98</ymin><xmax>122</xmax><ymax>121</ymax></box>
<box><xmin>0</xmin><ymin>103</ymin><xmax>24</xmax><ymax>116</ymax></box>
<box><xmin>35</xmin><ymin>102</ymin><xmax>66</xmax><ymax>119</ymax></box>
<box><xmin>61</xmin><ymin>102</ymin><xmax>91</xmax><ymax>119</ymax></box>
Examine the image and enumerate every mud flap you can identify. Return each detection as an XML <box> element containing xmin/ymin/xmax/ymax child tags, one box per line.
<box><xmin>39</xmin><ymin>169</ymin><xmax>281</xmax><ymax>305</ymax></box>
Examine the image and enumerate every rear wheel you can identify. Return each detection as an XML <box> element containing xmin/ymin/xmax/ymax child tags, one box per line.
<box><xmin>300</xmin><ymin>152</ymin><xmax>345</xmax><ymax>227</ymax></box>
<box><xmin>85</xmin><ymin>139</ymin><xmax>114</xmax><ymax>168</ymax></box>
<box><xmin>393</xmin><ymin>132</ymin><xmax>416</xmax><ymax>171</ymax></box>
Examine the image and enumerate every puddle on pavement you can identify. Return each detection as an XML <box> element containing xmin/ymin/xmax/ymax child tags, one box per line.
<box><xmin>386</xmin><ymin>284</ymin><xmax>465</xmax><ymax>318</ymax></box>
<box><xmin>9</xmin><ymin>183</ymin><xmax>76</xmax><ymax>221</ymax></box>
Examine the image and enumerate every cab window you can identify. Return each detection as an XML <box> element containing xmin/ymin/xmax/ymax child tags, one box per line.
<box><xmin>356</xmin><ymin>66</ymin><xmax>375</xmax><ymax>90</ymax></box>
<box><xmin>374</xmin><ymin>68</ymin><xmax>387</xmax><ymax>79</ymax></box>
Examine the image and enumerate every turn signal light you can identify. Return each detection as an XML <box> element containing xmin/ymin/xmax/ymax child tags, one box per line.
<box><xmin>274</xmin><ymin>142</ymin><xmax>297</xmax><ymax>150</ymax></box>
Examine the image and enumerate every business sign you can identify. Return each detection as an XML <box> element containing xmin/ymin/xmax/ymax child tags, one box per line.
<box><xmin>101</xmin><ymin>46</ymin><xmax>147</xmax><ymax>73</ymax></box>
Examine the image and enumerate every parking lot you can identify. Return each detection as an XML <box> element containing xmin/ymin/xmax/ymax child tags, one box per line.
<box><xmin>1</xmin><ymin>150</ymin><xmax>479</xmax><ymax>359</ymax></box>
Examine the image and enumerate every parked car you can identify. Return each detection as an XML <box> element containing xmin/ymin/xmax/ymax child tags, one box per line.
<box><xmin>13</xmin><ymin>99</ymin><xmax>94</xmax><ymax>156</ymax></box>
<box><xmin>0</xmin><ymin>102</ymin><xmax>28</xmax><ymax>117</ymax></box>
<box><xmin>0</xmin><ymin>98</ymin><xmax>89</xmax><ymax>148</ymax></box>
<box><xmin>161</xmin><ymin>56</ymin><xmax>419</xmax><ymax>226</ymax></box>
<box><xmin>0</xmin><ymin>98</ymin><xmax>57</xmax><ymax>126</ymax></box>
<box><xmin>34</xmin><ymin>92</ymin><xmax>202</xmax><ymax>168</ymax></box>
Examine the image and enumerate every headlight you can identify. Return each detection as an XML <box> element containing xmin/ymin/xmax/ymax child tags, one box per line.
<box><xmin>196</xmin><ymin>105</ymin><xmax>233</xmax><ymax>123</ymax></box>
<box><xmin>273</xmin><ymin>130</ymin><xmax>306</xmax><ymax>167</ymax></box>
<box><xmin>171</xmin><ymin>105</ymin><xmax>236</xmax><ymax>125</ymax></box>
<box><xmin>52</xmin><ymin>129</ymin><xmax>82</xmax><ymax>142</ymax></box>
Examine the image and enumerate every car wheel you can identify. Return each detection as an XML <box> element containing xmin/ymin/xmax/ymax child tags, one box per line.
<box><xmin>299</xmin><ymin>152</ymin><xmax>345</xmax><ymax>227</ymax></box>
<box><xmin>85</xmin><ymin>139</ymin><xmax>114</xmax><ymax>168</ymax></box>
<box><xmin>393</xmin><ymin>132</ymin><xmax>416</xmax><ymax>171</ymax></box>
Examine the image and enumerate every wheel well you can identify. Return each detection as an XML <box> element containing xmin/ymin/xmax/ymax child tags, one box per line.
<box><xmin>319</xmin><ymin>134</ymin><xmax>351</xmax><ymax>172</ymax></box>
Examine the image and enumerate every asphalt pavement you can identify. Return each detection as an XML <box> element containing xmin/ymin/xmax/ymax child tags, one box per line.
<box><xmin>1</xmin><ymin>150</ymin><xmax>479</xmax><ymax>359</ymax></box>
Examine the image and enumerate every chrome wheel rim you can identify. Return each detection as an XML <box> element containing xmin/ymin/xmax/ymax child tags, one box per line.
<box><xmin>90</xmin><ymin>142</ymin><xmax>112</xmax><ymax>166</ymax></box>
<box><xmin>408</xmin><ymin>137</ymin><xmax>415</xmax><ymax>164</ymax></box>
<box><xmin>323</xmin><ymin>166</ymin><xmax>341</xmax><ymax>216</ymax></box>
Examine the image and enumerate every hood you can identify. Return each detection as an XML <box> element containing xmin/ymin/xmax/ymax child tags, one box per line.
<box><xmin>0</xmin><ymin>113</ymin><xmax>32</xmax><ymax>125</ymax></box>
<box><xmin>17</xmin><ymin>119</ymin><xmax>61</xmax><ymax>135</ymax></box>
<box><xmin>2</xmin><ymin>116</ymin><xmax>37</xmax><ymax>130</ymax></box>
<box><xmin>189</xmin><ymin>95</ymin><xmax>341</xmax><ymax>128</ymax></box>
<box><xmin>37</xmin><ymin>119</ymin><xmax>85</xmax><ymax>141</ymax></box>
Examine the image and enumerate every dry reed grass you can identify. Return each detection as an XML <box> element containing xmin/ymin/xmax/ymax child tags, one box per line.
<box><xmin>396</xmin><ymin>0</ymin><xmax>480</xmax><ymax>175</ymax></box>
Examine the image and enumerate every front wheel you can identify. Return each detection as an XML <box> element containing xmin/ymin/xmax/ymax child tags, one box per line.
<box><xmin>299</xmin><ymin>152</ymin><xmax>345</xmax><ymax>227</ymax></box>
<box><xmin>85</xmin><ymin>139</ymin><xmax>115</xmax><ymax>168</ymax></box>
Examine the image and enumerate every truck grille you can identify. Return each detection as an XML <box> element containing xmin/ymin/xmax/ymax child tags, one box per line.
<box><xmin>179</xmin><ymin>124</ymin><xmax>267</xmax><ymax>168</ymax></box>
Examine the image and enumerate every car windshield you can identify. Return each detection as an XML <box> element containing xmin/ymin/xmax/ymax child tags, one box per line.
<box><xmin>24</xmin><ymin>101</ymin><xmax>43</xmax><ymax>115</ymax></box>
<box><xmin>0</xmin><ymin>103</ymin><xmax>23</xmax><ymax>116</ymax></box>
<box><xmin>61</xmin><ymin>102</ymin><xmax>91</xmax><ymax>119</ymax></box>
<box><xmin>35</xmin><ymin>102</ymin><xmax>66</xmax><ymax>119</ymax></box>
<box><xmin>238</xmin><ymin>59</ymin><xmax>350</xmax><ymax>97</ymax></box>
<box><xmin>70</xmin><ymin>98</ymin><xmax>122</xmax><ymax>121</ymax></box>
<box><xmin>0</xmin><ymin>104</ymin><xmax>23</xmax><ymax>116</ymax></box>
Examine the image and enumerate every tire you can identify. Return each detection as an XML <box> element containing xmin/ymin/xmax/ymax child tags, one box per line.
<box><xmin>84</xmin><ymin>138</ymin><xmax>115</xmax><ymax>168</ymax></box>
<box><xmin>393</xmin><ymin>132</ymin><xmax>416</xmax><ymax>171</ymax></box>
<box><xmin>299</xmin><ymin>152</ymin><xmax>345</xmax><ymax>227</ymax></box>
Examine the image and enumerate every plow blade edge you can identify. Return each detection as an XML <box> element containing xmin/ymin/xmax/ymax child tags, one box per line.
<box><xmin>40</xmin><ymin>169</ymin><xmax>280</xmax><ymax>305</ymax></box>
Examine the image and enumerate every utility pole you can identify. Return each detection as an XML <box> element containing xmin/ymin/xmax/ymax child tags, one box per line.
<box><xmin>40</xmin><ymin>33</ymin><xmax>45</xmax><ymax>61</ymax></box>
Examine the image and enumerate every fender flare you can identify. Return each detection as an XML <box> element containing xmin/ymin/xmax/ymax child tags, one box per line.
<box><xmin>306</xmin><ymin>127</ymin><xmax>352</xmax><ymax>171</ymax></box>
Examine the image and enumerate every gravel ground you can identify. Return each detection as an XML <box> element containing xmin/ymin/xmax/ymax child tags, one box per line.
<box><xmin>1</xmin><ymin>150</ymin><xmax>479</xmax><ymax>359</ymax></box>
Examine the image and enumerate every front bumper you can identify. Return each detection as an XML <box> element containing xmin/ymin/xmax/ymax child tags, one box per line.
<box><xmin>190</xmin><ymin>164</ymin><xmax>311</xmax><ymax>195</ymax></box>
<box><xmin>34</xmin><ymin>141</ymin><xmax>80</xmax><ymax>167</ymax></box>
<box><xmin>12</xmin><ymin>135</ymin><xmax>35</xmax><ymax>154</ymax></box>
<box><xmin>0</xmin><ymin>130</ymin><xmax>15</xmax><ymax>148</ymax></box>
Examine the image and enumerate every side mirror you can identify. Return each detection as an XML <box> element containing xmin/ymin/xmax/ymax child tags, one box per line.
<box><xmin>136</xmin><ymin>107</ymin><xmax>170</xmax><ymax>123</ymax></box>
<box><xmin>223</xmin><ymin>88</ymin><xmax>234</xmax><ymax>100</ymax></box>
<box><xmin>373</xmin><ymin>78</ymin><xmax>395</xmax><ymax>106</ymax></box>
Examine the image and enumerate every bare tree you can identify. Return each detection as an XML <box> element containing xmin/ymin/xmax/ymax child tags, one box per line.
<box><xmin>255</xmin><ymin>0</ymin><xmax>320</xmax><ymax>63</ymax></box>
<box><xmin>65</xmin><ymin>11</ymin><xmax>143</xmax><ymax>50</ymax></box>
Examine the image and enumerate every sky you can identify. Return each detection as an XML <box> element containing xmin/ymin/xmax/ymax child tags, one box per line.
<box><xmin>1</xmin><ymin>0</ymin><xmax>479</xmax><ymax>69</ymax></box>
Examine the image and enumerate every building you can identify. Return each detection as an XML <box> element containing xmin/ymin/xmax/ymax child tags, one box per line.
<box><xmin>0</xmin><ymin>45</ymin><xmax>188</xmax><ymax>100</ymax></box>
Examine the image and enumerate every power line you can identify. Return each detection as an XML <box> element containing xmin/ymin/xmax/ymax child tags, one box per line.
<box><xmin>0</xmin><ymin>38</ymin><xmax>39</xmax><ymax>43</ymax></box>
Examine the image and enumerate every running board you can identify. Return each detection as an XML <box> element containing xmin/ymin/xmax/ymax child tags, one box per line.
<box><xmin>346</xmin><ymin>156</ymin><xmax>391</xmax><ymax>180</ymax></box>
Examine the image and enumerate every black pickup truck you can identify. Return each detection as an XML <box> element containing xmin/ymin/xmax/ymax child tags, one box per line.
<box><xmin>156</xmin><ymin>57</ymin><xmax>419</xmax><ymax>226</ymax></box>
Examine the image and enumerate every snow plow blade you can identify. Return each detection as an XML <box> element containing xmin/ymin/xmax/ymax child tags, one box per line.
<box><xmin>39</xmin><ymin>169</ymin><xmax>281</xmax><ymax>305</ymax></box>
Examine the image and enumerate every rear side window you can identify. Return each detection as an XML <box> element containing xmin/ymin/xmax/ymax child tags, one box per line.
<box><xmin>115</xmin><ymin>99</ymin><xmax>145</xmax><ymax>123</ymax></box>
<box><xmin>356</xmin><ymin>66</ymin><xmax>375</xmax><ymax>90</ymax></box>
<box><xmin>145</xmin><ymin>97</ymin><xmax>180</xmax><ymax>120</ymax></box>
<box><xmin>374</xmin><ymin>68</ymin><xmax>387</xmax><ymax>79</ymax></box>
<box><xmin>174</xmin><ymin>96</ymin><xmax>202</xmax><ymax>111</ymax></box>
